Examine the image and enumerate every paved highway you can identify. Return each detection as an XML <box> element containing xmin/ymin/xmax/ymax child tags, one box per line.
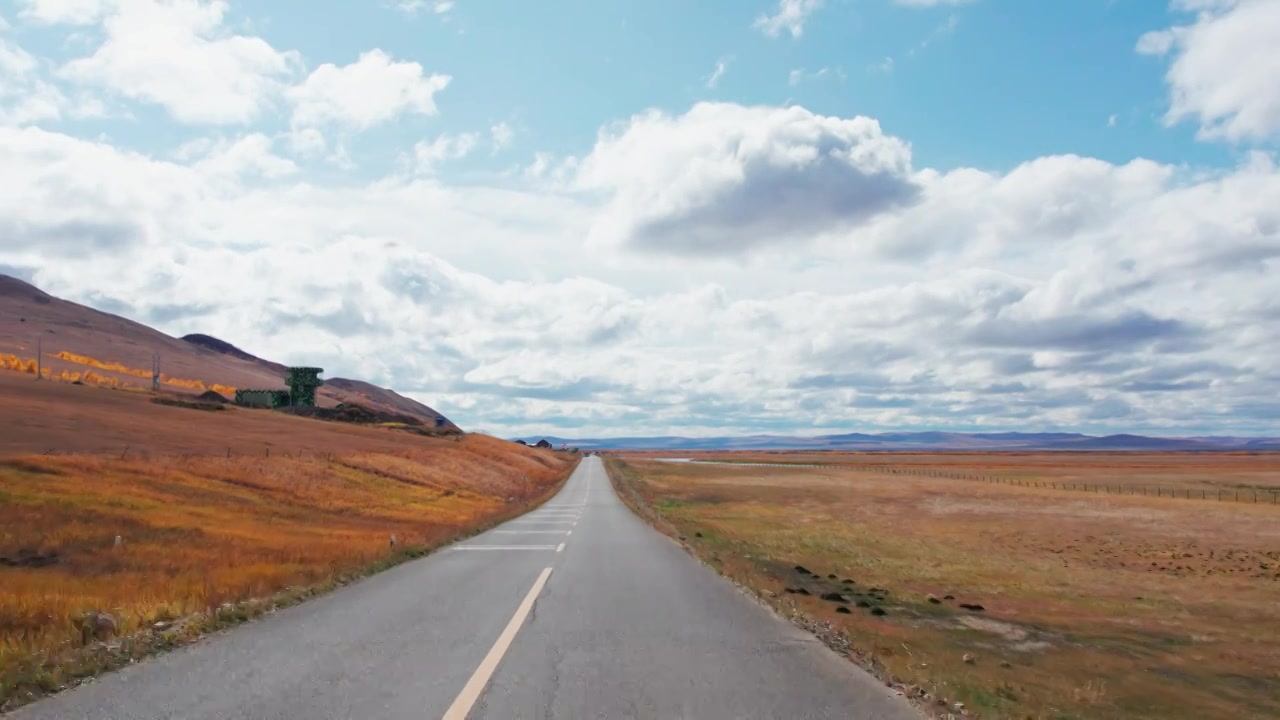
<box><xmin>11</xmin><ymin>456</ymin><xmax>920</xmax><ymax>720</ymax></box>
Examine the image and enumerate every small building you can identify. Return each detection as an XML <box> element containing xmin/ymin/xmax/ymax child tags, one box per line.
<box><xmin>234</xmin><ymin>367</ymin><xmax>324</xmax><ymax>409</ymax></box>
<box><xmin>234</xmin><ymin>389</ymin><xmax>291</xmax><ymax>408</ymax></box>
<box><xmin>535</xmin><ymin>439</ymin><xmax>553</xmax><ymax>449</ymax></box>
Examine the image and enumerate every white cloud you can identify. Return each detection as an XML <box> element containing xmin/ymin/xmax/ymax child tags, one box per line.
<box><xmin>55</xmin><ymin>0</ymin><xmax>302</xmax><ymax>125</ymax></box>
<box><xmin>413</xmin><ymin>131</ymin><xmax>478</xmax><ymax>173</ymax></box>
<box><xmin>894</xmin><ymin>0</ymin><xmax>975</xmax><ymax>6</ymax></box>
<box><xmin>575</xmin><ymin>102</ymin><xmax>919</xmax><ymax>255</ymax></box>
<box><xmin>387</xmin><ymin>0</ymin><xmax>454</xmax><ymax>16</ymax></box>
<box><xmin>0</xmin><ymin>27</ymin><xmax>71</xmax><ymax>125</ymax></box>
<box><xmin>753</xmin><ymin>0</ymin><xmax>823</xmax><ymax>39</ymax></box>
<box><xmin>490</xmin><ymin>121</ymin><xmax>513</xmax><ymax>151</ymax></box>
<box><xmin>287</xmin><ymin>49</ymin><xmax>451</xmax><ymax>131</ymax></box>
<box><xmin>705</xmin><ymin>56</ymin><xmax>731</xmax><ymax>89</ymax></box>
<box><xmin>181</xmin><ymin>133</ymin><xmax>298</xmax><ymax>180</ymax></box>
<box><xmin>1108</xmin><ymin>113</ymin><xmax>1118</xmax><ymax>127</ymax></box>
<box><xmin>16</xmin><ymin>0</ymin><xmax>112</xmax><ymax>25</ymax></box>
<box><xmin>1138</xmin><ymin>0</ymin><xmax>1280</xmax><ymax>142</ymax></box>
<box><xmin>789</xmin><ymin>66</ymin><xmax>844</xmax><ymax>85</ymax></box>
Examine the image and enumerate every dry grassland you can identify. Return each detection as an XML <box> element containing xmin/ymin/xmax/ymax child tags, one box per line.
<box><xmin>608</xmin><ymin>453</ymin><xmax>1280</xmax><ymax>720</ymax></box>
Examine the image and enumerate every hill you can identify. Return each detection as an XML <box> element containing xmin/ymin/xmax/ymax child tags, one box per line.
<box><xmin>0</xmin><ymin>274</ymin><xmax>456</xmax><ymax>429</ymax></box>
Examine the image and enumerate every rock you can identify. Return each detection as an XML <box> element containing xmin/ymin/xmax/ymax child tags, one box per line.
<box><xmin>963</xmin><ymin>653</ymin><xmax>976</xmax><ymax>664</ymax></box>
<box><xmin>841</xmin><ymin>578</ymin><xmax>854</xmax><ymax>585</ymax></box>
<box><xmin>944</xmin><ymin>594</ymin><xmax>955</xmax><ymax>600</ymax></box>
<box><xmin>836</xmin><ymin>606</ymin><xmax>852</xmax><ymax>614</ymax></box>
<box><xmin>999</xmin><ymin>660</ymin><xmax>1012</xmax><ymax>668</ymax></box>
<box><xmin>83</xmin><ymin>611</ymin><xmax>117</xmax><ymax>640</ymax></box>
<box><xmin>827</xmin><ymin>574</ymin><xmax>837</xmax><ymax>579</ymax></box>
<box><xmin>927</xmin><ymin>595</ymin><xmax>942</xmax><ymax>604</ymax></box>
<box><xmin>820</xmin><ymin>592</ymin><xmax>847</xmax><ymax>603</ymax></box>
<box><xmin>871</xmin><ymin>607</ymin><xmax>886</xmax><ymax>616</ymax></box>
<box><xmin>959</xmin><ymin>603</ymin><xmax>985</xmax><ymax>612</ymax></box>
<box><xmin>153</xmin><ymin>620</ymin><xmax>173</xmax><ymax>632</ymax></box>
<box><xmin>784</xmin><ymin>587</ymin><xmax>799</xmax><ymax>594</ymax></box>
<box><xmin>695</xmin><ymin>532</ymin><xmax>703</xmax><ymax>538</ymax></box>
<box><xmin>794</xmin><ymin>565</ymin><xmax>812</xmax><ymax>575</ymax></box>
<box><xmin>954</xmin><ymin>701</ymin><xmax>966</xmax><ymax>711</ymax></box>
<box><xmin>856</xmin><ymin>600</ymin><xmax>872</xmax><ymax>608</ymax></box>
<box><xmin>796</xmin><ymin>588</ymin><xmax>811</xmax><ymax>596</ymax></box>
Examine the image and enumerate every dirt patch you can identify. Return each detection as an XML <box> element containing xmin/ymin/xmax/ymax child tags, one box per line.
<box><xmin>0</xmin><ymin>549</ymin><xmax>60</xmax><ymax>568</ymax></box>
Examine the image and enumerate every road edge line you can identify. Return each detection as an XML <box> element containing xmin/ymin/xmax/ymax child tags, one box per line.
<box><xmin>441</xmin><ymin>566</ymin><xmax>554</xmax><ymax>720</ymax></box>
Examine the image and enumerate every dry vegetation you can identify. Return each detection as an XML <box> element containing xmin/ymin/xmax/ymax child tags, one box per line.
<box><xmin>1</xmin><ymin>351</ymin><xmax>237</xmax><ymax>395</ymax></box>
<box><xmin>608</xmin><ymin>453</ymin><xmax>1280</xmax><ymax>720</ymax></box>
<box><xmin>1</xmin><ymin>438</ymin><xmax>575</xmax><ymax>709</ymax></box>
<box><xmin>0</xmin><ymin>365</ymin><xmax>577</xmax><ymax>710</ymax></box>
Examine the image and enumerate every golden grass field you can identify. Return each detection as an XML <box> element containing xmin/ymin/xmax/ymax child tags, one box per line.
<box><xmin>0</xmin><ymin>367</ymin><xmax>577</xmax><ymax>710</ymax></box>
<box><xmin>607</xmin><ymin>453</ymin><xmax>1280</xmax><ymax>720</ymax></box>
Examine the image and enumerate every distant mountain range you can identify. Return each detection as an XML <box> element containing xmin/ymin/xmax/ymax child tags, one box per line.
<box><xmin>513</xmin><ymin>431</ymin><xmax>1280</xmax><ymax>452</ymax></box>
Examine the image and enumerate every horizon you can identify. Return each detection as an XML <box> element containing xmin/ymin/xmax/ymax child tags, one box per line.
<box><xmin>2</xmin><ymin>0</ymin><xmax>1279</xmax><ymax>437</ymax></box>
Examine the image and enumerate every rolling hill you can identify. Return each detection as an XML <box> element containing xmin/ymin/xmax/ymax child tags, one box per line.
<box><xmin>0</xmin><ymin>274</ymin><xmax>456</xmax><ymax>430</ymax></box>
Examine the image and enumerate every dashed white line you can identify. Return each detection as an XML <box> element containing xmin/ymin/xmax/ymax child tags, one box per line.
<box><xmin>556</xmin><ymin>542</ymin><xmax>566</xmax><ymax>553</ymax></box>
<box><xmin>442</xmin><ymin>567</ymin><xmax>554</xmax><ymax>720</ymax></box>
<box><xmin>566</xmin><ymin>529</ymin><xmax>573</xmax><ymax>536</ymax></box>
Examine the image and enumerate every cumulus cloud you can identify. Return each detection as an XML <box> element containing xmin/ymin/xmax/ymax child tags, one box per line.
<box><xmin>753</xmin><ymin>0</ymin><xmax>823</xmax><ymax>39</ymax></box>
<box><xmin>1138</xmin><ymin>0</ymin><xmax>1280</xmax><ymax>142</ymax></box>
<box><xmin>575</xmin><ymin>102</ymin><xmax>921</xmax><ymax>255</ymax></box>
<box><xmin>287</xmin><ymin>49</ymin><xmax>451</xmax><ymax>131</ymax></box>
<box><xmin>52</xmin><ymin>0</ymin><xmax>302</xmax><ymax>125</ymax></box>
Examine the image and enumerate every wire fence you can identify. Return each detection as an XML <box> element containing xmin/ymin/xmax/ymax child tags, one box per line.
<box><xmin>688</xmin><ymin>460</ymin><xmax>1280</xmax><ymax>505</ymax></box>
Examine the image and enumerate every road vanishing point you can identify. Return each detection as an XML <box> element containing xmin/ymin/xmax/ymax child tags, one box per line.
<box><xmin>11</xmin><ymin>457</ymin><xmax>920</xmax><ymax>720</ymax></box>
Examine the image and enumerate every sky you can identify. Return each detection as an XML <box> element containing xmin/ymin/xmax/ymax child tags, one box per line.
<box><xmin>1</xmin><ymin>0</ymin><xmax>1278</xmax><ymax>438</ymax></box>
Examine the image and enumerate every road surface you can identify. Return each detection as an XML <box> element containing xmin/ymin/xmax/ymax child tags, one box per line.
<box><xmin>10</xmin><ymin>456</ymin><xmax>920</xmax><ymax>720</ymax></box>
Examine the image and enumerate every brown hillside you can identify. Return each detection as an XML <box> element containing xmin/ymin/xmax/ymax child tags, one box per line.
<box><xmin>0</xmin><ymin>274</ymin><xmax>456</xmax><ymax>429</ymax></box>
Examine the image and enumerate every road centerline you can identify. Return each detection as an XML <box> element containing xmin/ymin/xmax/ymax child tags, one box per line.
<box><xmin>441</xmin><ymin>566</ymin><xmax>554</xmax><ymax>720</ymax></box>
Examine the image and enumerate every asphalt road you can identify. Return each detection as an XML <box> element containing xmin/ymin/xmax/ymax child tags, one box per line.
<box><xmin>10</xmin><ymin>456</ymin><xmax>920</xmax><ymax>720</ymax></box>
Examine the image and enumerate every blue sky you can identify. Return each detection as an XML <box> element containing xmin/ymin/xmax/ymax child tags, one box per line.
<box><xmin>5</xmin><ymin>1</ymin><xmax>1245</xmax><ymax>173</ymax></box>
<box><xmin>1</xmin><ymin>0</ymin><xmax>1279</xmax><ymax>437</ymax></box>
